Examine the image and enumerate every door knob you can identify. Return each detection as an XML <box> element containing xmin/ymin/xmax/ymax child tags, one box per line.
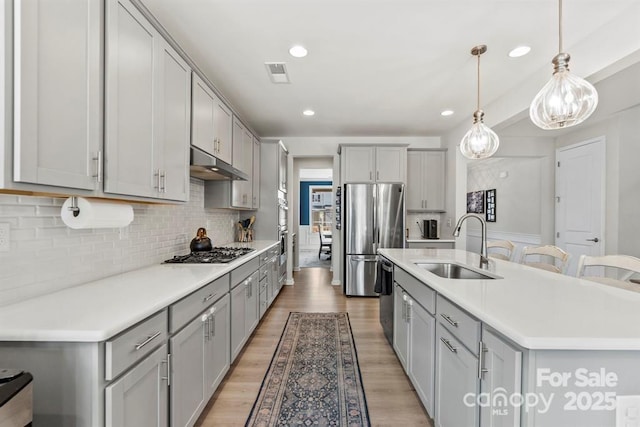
<box><xmin>586</xmin><ymin>237</ymin><xmax>600</xmax><ymax>242</ymax></box>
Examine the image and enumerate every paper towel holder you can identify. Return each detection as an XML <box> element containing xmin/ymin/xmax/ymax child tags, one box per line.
<box><xmin>68</xmin><ymin>196</ymin><xmax>80</xmax><ymax>218</ymax></box>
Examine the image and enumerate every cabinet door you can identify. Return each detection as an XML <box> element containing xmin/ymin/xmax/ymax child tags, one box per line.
<box><xmin>106</xmin><ymin>344</ymin><xmax>168</xmax><ymax>427</ymax></box>
<box><xmin>206</xmin><ymin>294</ymin><xmax>230</xmax><ymax>396</ymax></box>
<box><xmin>424</xmin><ymin>151</ymin><xmax>446</xmax><ymax>211</ymax></box>
<box><xmin>14</xmin><ymin>0</ymin><xmax>101</xmax><ymax>191</ymax></box>
<box><xmin>231</xmin><ymin>124</ymin><xmax>253</xmax><ymax>207</ymax></box>
<box><xmin>191</xmin><ymin>74</ymin><xmax>216</xmax><ymax>156</ymax></box>
<box><xmin>278</xmin><ymin>143</ymin><xmax>288</xmax><ymax>192</ymax></box>
<box><xmin>480</xmin><ymin>330</ymin><xmax>522</xmax><ymax>427</ymax></box>
<box><xmin>230</xmin><ymin>283</ymin><xmax>247</xmax><ymax>362</ymax></box>
<box><xmin>170</xmin><ymin>314</ymin><xmax>207</xmax><ymax>427</ymax></box>
<box><xmin>105</xmin><ymin>0</ymin><xmax>157</xmax><ymax>198</ymax></box>
<box><xmin>252</xmin><ymin>138</ymin><xmax>260</xmax><ymax>209</ymax></box>
<box><xmin>406</xmin><ymin>152</ymin><xmax>424</xmax><ymax>210</ymax></box>
<box><xmin>231</xmin><ymin>118</ymin><xmax>245</xmax><ymax>170</ymax></box>
<box><xmin>393</xmin><ymin>284</ymin><xmax>408</xmax><ymax>370</ymax></box>
<box><xmin>213</xmin><ymin>97</ymin><xmax>233</xmax><ymax>164</ymax></box>
<box><xmin>342</xmin><ymin>146</ymin><xmax>375</xmax><ymax>183</ymax></box>
<box><xmin>435</xmin><ymin>324</ymin><xmax>479</xmax><ymax>427</ymax></box>
<box><xmin>157</xmin><ymin>39</ymin><xmax>190</xmax><ymax>202</ymax></box>
<box><xmin>408</xmin><ymin>299</ymin><xmax>436</xmax><ymax>417</ymax></box>
<box><xmin>375</xmin><ymin>146</ymin><xmax>406</xmax><ymax>183</ymax></box>
<box><xmin>245</xmin><ymin>271</ymin><xmax>260</xmax><ymax>337</ymax></box>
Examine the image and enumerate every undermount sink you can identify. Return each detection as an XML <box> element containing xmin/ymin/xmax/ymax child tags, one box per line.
<box><xmin>415</xmin><ymin>262</ymin><xmax>497</xmax><ymax>280</ymax></box>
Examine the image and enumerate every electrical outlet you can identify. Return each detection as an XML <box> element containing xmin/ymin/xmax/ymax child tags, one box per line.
<box><xmin>0</xmin><ymin>223</ymin><xmax>10</xmax><ymax>252</ymax></box>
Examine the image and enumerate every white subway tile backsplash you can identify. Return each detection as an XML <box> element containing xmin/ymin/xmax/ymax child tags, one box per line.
<box><xmin>0</xmin><ymin>179</ymin><xmax>239</xmax><ymax>306</ymax></box>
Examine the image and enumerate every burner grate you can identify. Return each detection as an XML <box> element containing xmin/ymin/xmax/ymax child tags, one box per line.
<box><xmin>164</xmin><ymin>247</ymin><xmax>255</xmax><ymax>264</ymax></box>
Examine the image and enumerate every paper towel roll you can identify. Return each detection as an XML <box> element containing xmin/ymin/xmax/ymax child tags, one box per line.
<box><xmin>61</xmin><ymin>197</ymin><xmax>134</xmax><ymax>229</ymax></box>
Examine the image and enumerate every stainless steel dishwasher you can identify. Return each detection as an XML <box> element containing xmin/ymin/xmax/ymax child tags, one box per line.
<box><xmin>377</xmin><ymin>258</ymin><xmax>394</xmax><ymax>346</ymax></box>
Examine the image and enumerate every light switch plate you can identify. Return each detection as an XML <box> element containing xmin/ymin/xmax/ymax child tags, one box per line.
<box><xmin>617</xmin><ymin>395</ymin><xmax>640</xmax><ymax>427</ymax></box>
<box><xmin>0</xmin><ymin>223</ymin><xmax>10</xmax><ymax>252</ymax></box>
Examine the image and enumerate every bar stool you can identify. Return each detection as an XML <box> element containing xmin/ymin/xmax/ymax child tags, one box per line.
<box><xmin>486</xmin><ymin>240</ymin><xmax>515</xmax><ymax>261</ymax></box>
<box><xmin>576</xmin><ymin>254</ymin><xmax>640</xmax><ymax>292</ymax></box>
<box><xmin>519</xmin><ymin>245</ymin><xmax>570</xmax><ymax>274</ymax></box>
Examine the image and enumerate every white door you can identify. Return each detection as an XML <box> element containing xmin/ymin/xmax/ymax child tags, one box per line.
<box><xmin>555</xmin><ymin>137</ymin><xmax>605</xmax><ymax>276</ymax></box>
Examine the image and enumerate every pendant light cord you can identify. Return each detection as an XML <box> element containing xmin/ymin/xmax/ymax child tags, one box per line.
<box><xmin>558</xmin><ymin>0</ymin><xmax>563</xmax><ymax>53</ymax></box>
<box><xmin>476</xmin><ymin>52</ymin><xmax>481</xmax><ymax>111</ymax></box>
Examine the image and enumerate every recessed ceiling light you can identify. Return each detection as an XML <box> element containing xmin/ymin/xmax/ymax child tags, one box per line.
<box><xmin>289</xmin><ymin>45</ymin><xmax>308</xmax><ymax>58</ymax></box>
<box><xmin>440</xmin><ymin>110</ymin><xmax>454</xmax><ymax>117</ymax></box>
<box><xmin>508</xmin><ymin>45</ymin><xmax>531</xmax><ymax>58</ymax></box>
<box><xmin>303</xmin><ymin>109</ymin><xmax>315</xmax><ymax>116</ymax></box>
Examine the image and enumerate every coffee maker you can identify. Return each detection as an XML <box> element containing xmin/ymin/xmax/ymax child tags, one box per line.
<box><xmin>423</xmin><ymin>219</ymin><xmax>438</xmax><ymax>239</ymax></box>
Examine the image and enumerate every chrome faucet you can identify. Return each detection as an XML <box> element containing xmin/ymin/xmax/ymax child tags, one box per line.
<box><xmin>453</xmin><ymin>214</ymin><xmax>489</xmax><ymax>269</ymax></box>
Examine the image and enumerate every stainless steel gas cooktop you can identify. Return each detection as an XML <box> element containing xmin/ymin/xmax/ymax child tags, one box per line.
<box><xmin>164</xmin><ymin>247</ymin><xmax>255</xmax><ymax>264</ymax></box>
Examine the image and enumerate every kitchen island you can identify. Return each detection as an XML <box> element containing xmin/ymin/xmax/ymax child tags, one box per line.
<box><xmin>379</xmin><ymin>248</ymin><xmax>640</xmax><ymax>427</ymax></box>
<box><xmin>0</xmin><ymin>240</ymin><xmax>279</xmax><ymax>426</ymax></box>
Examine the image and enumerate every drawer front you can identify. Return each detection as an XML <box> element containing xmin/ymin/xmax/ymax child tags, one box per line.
<box><xmin>269</xmin><ymin>246</ymin><xmax>279</xmax><ymax>258</ymax></box>
<box><xmin>436</xmin><ymin>295</ymin><xmax>480</xmax><ymax>353</ymax></box>
<box><xmin>259</xmin><ymin>250</ymin><xmax>271</xmax><ymax>265</ymax></box>
<box><xmin>259</xmin><ymin>264</ymin><xmax>270</xmax><ymax>282</ymax></box>
<box><xmin>169</xmin><ymin>273</ymin><xmax>230</xmax><ymax>334</ymax></box>
<box><xmin>231</xmin><ymin>257</ymin><xmax>260</xmax><ymax>288</ymax></box>
<box><xmin>105</xmin><ymin>309</ymin><xmax>168</xmax><ymax>381</ymax></box>
<box><xmin>394</xmin><ymin>267</ymin><xmax>436</xmax><ymax>315</ymax></box>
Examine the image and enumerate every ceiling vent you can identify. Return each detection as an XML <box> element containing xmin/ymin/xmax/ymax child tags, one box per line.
<box><xmin>265</xmin><ymin>62</ymin><xmax>290</xmax><ymax>84</ymax></box>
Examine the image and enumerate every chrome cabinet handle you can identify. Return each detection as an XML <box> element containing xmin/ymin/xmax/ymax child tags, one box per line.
<box><xmin>162</xmin><ymin>353</ymin><xmax>171</xmax><ymax>386</ymax></box>
<box><xmin>203</xmin><ymin>313</ymin><xmax>210</xmax><ymax>340</ymax></box>
<box><xmin>406</xmin><ymin>299</ymin><xmax>412</xmax><ymax>322</ymax></box>
<box><xmin>135</xmin><ymin>331</ymin><xmax>161</xmax><ymax>351</ymax></box>
<box><xmin>203</xmin><ymin>292</ymin><xmax>218</xmax><ymax>303</ymax></box>
<box><xmin>376</xmin><ymin>171</ymin><xmax>379</xmax><ymax>180</ymax></box>
<box><xmin>440</xmin><ymin>313</ymin><xmax>458</xmax><ymax>327</ymax></box>
<box><xmin>209</xmin><ymin>314</ymin><xmax>215</xmax><ymax>338</ymax></box>
<box><xmin>586</xmin><ymin>237</ymin><xmax>600</xmax><ymax>242</ymax></box>
<box><xmin>93</xmin><ymin>151</ymin><xmax>102</xmax><ymax>183</ymax></box>
<box><xmin>440</xmin><ymin>337</ymin><xmax>457</xmax><ymax>353</ymax></box>
<box><xmin>160</xmin><ymin>170</ymin><xmax>166</xmax><ymax>193</ymax></box>
<box><xmin>478</xmin><ymin>341</ymin><xmax>488</xmax><ymax>379</ymax></box>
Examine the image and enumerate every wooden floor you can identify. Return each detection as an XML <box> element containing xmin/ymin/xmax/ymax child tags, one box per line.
<box><xmin>195</xmin><ymin>268</ymin><xmax>433</xmax><ymax>427</ymax></box>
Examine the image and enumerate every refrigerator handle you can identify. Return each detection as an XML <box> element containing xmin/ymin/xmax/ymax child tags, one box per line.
<box><xmin>373</xmin><ymin>185</ymin><xmax>378</xmax><ymax>250</ymax></box>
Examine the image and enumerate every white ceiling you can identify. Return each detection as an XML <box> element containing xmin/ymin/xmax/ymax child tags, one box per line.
<box><xmin>140</xmin><ymin>0</ymin><xmax>640</xmax><ymax>138</ymax></box>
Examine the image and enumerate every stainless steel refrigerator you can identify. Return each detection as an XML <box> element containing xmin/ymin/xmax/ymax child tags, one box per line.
<box><xmin>344</xmin><ymin>183</ymin><xmax>405</xmax><ymax>296</ymax></box>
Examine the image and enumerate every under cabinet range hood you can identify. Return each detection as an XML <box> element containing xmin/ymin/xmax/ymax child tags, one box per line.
<box><xmin>190</xmin><ymin>147</ymin><xmax>248</xmax><ymax>181</ymax></box>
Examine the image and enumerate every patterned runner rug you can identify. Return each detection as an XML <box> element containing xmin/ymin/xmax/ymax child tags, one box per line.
<box><xmin>246</xmin><ymin>312</ymin><xmax>370</xmax><ymax>426</ymax></box>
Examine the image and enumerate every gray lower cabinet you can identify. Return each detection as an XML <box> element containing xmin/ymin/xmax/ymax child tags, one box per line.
<box><xmin>408</xmin><ymin>298</ymin><xmax>436</xmax><ymax>417</ymax></box>
<box><xmin>480</xmin><ymin>328</ymin><xmax>522</xmax><ymax>427</ymax></box>
<box><xmin>105</xmin><ymin>343</ymin><xmax>169</xmax><ymax>427</ymax></box>
<box><xmin>435</xmin><ymin>323</ymin><xmax>479</xmax><ymax>427</ymax></box>
<box><xmin>231</xmin><ymin>267</ymin><xmax>259</xmax><ymax>363</ymax></box>
<box><xmin>170</xmin><ymin>293</ymin><xmax>230</xmax><ymax>427</ymax></box>
<box><xmin>393</xmin><ymin>284</ymin><xmax>409</xmax><ymax>370</ymax></box>
<box><xmin>393</xmin><ymin>281</ymin><xmax>436</xmax><ymax>417</ymax></box>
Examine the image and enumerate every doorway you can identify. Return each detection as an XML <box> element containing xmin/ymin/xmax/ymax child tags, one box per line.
<box><xmin>555</xmin><ymin>137</ymin><xmax>606</xmax><ymax>276</ymax></box>
<box><xmin>298</xmin><ymin>166</ymin><xmax>333</xmax><ymax>269</ymax></box>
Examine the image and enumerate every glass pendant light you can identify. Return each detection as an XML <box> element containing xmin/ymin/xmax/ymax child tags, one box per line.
<box><xmin>530</xmin><ymin>0</ymin><xmax>598</xmax><ymax>129</ymax></box>
<box><xmin>460</xmin><ymin>45</ymin><xmax>499</xmax><ymax>160</ymax></box>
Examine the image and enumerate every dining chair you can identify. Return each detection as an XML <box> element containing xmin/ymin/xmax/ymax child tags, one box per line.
<box><xmin>519</xmin><ymin>245</ymin><xmax>570</xmax><ymax>274</ymax></box>
<box><xmin>576</xmin><ymin>254</ymin><xmax>640</xmax><ymax>292</ymax></box>
<box><xmin>486</xmin><ymin>240</ymin><xmax>515</xmax><ymax>261</ymax></box>
<box><xmin>318</xmin><ymin>226</ymin><xmax>332</xmax><ymax>259</ymax></box>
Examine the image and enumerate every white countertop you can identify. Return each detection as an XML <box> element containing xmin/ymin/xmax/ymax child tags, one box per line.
<box><xmin>0</xmin><ymin>241</ymin><xmax>278</xmax><ymax>342</ymax></box>
<box><xmin>379</xmin><ymin>248</ymin><xmax>640</xmax><ymax>351</ymax></box>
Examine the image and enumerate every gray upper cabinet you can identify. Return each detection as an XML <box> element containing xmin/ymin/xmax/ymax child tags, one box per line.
<box><xmin>191</xmin><ymin>74</ymin><xmax>232</xmax><ymax>165</ymax></box>
<box><xmin>156</xmin><ymin>40</ymin><xmax>191</xmax><ymax>201</ymax></box>
<box><xmin>252</xmin><ymin>137</ymin><xmax>260</xmax><ymax>209</ymax></box>
<box><xmin>13</xmin><ymin>0</ymin><xmax>102</xmax><ymax>191</ymax></box>
<box><xmin>231</xmin><ymin>118</ymin><xmax>253</xmax><ymax>208</ymax></box>
<box><xmin>407</xmin><ymin>150</ymin><xmax>446</xmax><ymax>212</ymax></box>
<box><xmin>104</xmin><ymin>0</ymin><xmax>191</xmax><ymax>201</ymax></box>
<box><xmin>341</xmin><ymin>146</ymin><xmax>406</xmax><ymax>183</ymax></box>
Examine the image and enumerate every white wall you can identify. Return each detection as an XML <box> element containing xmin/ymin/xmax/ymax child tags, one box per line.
<box><xmin>0</xmin><ymin>179</ymin><xmax>239</xmax><ymax>306</ymax></box>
